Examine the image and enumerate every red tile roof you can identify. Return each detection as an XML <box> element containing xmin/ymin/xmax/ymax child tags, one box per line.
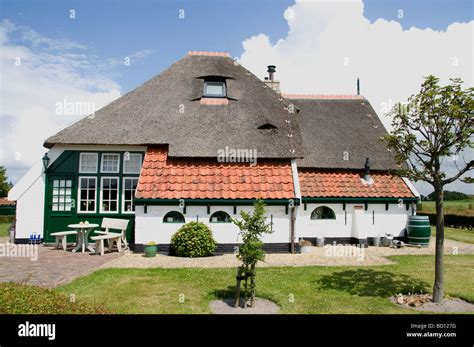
<box><xmin>0</xmin><ymin>197</ymin><xmax>15</xmax><ymax>206</ymax></box>
<box><xmin>299</xmin><ymin>169</ymin><xmax>414</xmax><ymax>198</ymax></box>
<box><xmin>200</xmin><ymin>98</ymin><xmax>229</xmax><ymax>105</ymax></box>
<box><xmin>136</xmin><ymin>146</ymin><xmax>295</xmax><ymax>200</ymax></box>
<box><xmin>187</xmin><ymin>51</ymin><xmax>231</xmax><ymax>57</ymax></box>
<box><xmin>283</xmin><ymin>94</ymin><xmax>365</xmax><ymax>100</ymax></box>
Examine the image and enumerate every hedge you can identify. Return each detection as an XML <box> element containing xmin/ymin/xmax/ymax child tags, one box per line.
<box><xmin>417</xmin><ymin>213</ymin><xmax>473</xmax><ymax>230</ymax></box>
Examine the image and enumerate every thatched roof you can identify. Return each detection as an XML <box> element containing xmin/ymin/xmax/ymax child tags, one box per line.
<box><xmin>286</xmin><ymin>97</ymin><xmax>398</xmax><ymax>170</ymax></box>
<box><xmin>44</xmin><ymin>53</ymin><xmax>304</xmax><ymax>159</ymax></box>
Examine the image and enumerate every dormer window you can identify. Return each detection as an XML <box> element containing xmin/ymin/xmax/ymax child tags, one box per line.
<box><xmin>203</xmin><ymin>81</ymin><xmax>226</xmax><ymax>98</ymax></box>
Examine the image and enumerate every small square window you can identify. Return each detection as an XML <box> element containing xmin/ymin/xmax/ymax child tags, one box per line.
<box><xmin>101</xmin><ymin>153</ymin><xmax>120</xmax><ymax>173</ymax></box>
<box><xmin>79</xmin><ymin>153</ymin><xmax>98</xmax><ymax>173</ymax></box>
<box><xmin>203</xmin><ymin>82</ymin><xmax>226</xmax><ymax>98</ymax></box>
<box><xmin>123</xmin><ymin>153</ymin><xmax>142</xmax><ymax>174</ymax></box>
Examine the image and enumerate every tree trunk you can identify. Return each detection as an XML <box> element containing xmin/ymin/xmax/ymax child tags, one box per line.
<box><xmin>432</xmin><ymin>184</ymin><xmax>444</xmax><ymax>303</ymax></box>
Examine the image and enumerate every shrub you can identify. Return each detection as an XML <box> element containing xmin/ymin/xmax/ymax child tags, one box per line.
<box><xmin>0</xmin><ymin>282</ymin><xmax>110</xmax><ymax>314</ymax></box>
<box><xmin>171</xmin><ymin>222</ymin><xmax>216</xmax><ymax>257</ymax></box>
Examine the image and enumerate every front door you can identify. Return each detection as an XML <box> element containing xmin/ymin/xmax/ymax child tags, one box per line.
<box><xmin>43</xmin><ymin>176</ymin><xmax>77</xmax><ymax>242</ymax></box>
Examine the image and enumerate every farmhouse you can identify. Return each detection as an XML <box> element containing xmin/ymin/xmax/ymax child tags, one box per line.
<box><xmin>9</xmin><ymin>51</ymin><xmax>419</xmax><ymax>252</ymax></box>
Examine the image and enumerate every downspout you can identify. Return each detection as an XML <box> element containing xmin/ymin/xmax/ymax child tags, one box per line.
<box><xmin>290</xmin><ymin>159</ymin><xmax>301</xmax><ymax>254</ymax></box>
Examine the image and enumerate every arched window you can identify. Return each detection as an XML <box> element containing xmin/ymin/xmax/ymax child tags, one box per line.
<box><xmin>210</xmin><ymin>211</ymin><xmax>231</xmax><ymax>223</ymax></box>
<box><xmin>163</xmin><ymin>211</ymin><xmax>185</xmax><ymax>223</ymax></box>
<box><xmin>310</xmin><ymin>206</ymin><xmax>336</xmax><ymax>220</ymax></box>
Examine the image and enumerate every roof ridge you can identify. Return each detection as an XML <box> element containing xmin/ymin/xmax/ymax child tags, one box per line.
<box><xmin>187</xmin><ymin>51</ymin><xmax>231</xmax><ymax>57</ymax></box>
<box><xmin>282</xmin><ymin>94</ymin><xmax>365</xmax><ymax>100</ymax></box>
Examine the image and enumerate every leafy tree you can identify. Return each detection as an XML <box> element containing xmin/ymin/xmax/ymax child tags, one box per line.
<box><xmin>384</xmin><ymin>75</ymin><xmax>473</xmax><ymax>303</ymax></box>
<box><xmin>0</xmin><ymin>166</ymin><xmax>13</xmax><ymax>197</ymax></box>
<box><xmin>232</xmin><ymin>200</ymin><xmax>273</xmax><ymax>307</ymax></box>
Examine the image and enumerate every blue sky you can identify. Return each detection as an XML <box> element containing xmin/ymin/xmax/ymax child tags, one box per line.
<box><xmin>1</xmin><ymin>0</ymin><xmax>472</xmax><ymax>93</ymax></box>
<box><xmin>0</xmin><ymin>0</ymin><xmax>473</xmax><ymax>194</ymax></box>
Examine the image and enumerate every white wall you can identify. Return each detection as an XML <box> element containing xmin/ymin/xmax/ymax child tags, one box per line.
<box><xmin>296</xmin><ymin>203</ymin><xmax>412</xmax><ymax>240</ymax></box>
<box><xmin>134</xmin><ymin>204</ymin><xmax>291</xmax><ymax>244</ymax></box>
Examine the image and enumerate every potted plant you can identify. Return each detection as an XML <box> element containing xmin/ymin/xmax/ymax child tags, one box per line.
<box><xmin>144</xmin><ymin>241</ymin><xmax>158</xmax><ymax>257</ymax></box>
<box><xmin>300</xmin><ymin>239</ymin><xmax>313</xmax><ymax>253</ymax></box>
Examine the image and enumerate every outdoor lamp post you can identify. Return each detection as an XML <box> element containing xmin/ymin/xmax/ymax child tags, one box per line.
<box><xmin>42</xmin><ymin>153</ymin><xmax>50</xmax><ymax>170</ymax></box>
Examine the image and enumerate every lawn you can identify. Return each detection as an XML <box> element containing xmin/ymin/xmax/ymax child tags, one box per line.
<box><xmin>431</xmin><ymin>226</ymin><xmax>474</xmax><ymax>244</ymax></box>
<box><xmin>0</xmin><ymin>222</ymin><xmax>11</xmax><ymax>238</ymax></box>
<box><xmin>53</xmin><ymin>255</ymin><xmax>474</xmax><ymax>314</ymax></box>
<box><xmin>418</xmin><ymin>199</ymin><xmax>474</xmax><ymax>216</ymax></box>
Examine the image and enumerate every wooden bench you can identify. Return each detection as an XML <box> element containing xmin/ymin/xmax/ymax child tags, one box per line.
<box><xmin>50</xmin><ymin>231</ymin><xmax>77</xmax><ymax>251</ymax></box>
<box><xmin>91</xmin><ymin>218</ymin><xmax>129</xmax><ymax>256</ymax></box>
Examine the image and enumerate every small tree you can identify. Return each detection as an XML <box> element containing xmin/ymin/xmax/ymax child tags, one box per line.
<box><xmin>232</xmin><ymin>200</ymin><xmax>273</xmax><ymax>307</ymax></box>
<box><xmin>384</xmin><ymin>75</ymin><xmax>473</xmax><ymax>303</ymax></box>
<box><xmin>0</xmin><ymin>166</ymin><xmax>13</xmax><ymax>198</ymax></box>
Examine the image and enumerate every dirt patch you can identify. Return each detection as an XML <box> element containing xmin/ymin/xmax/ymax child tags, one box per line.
<box><xmin>210</xmin><ymin>298</ymin><xmax>280</xmax><ymax>314</ymax></box>
<box><xmin>389</xmin><ymin>295</ymin><xmax>474</xmax><ymax>313</ymax></box>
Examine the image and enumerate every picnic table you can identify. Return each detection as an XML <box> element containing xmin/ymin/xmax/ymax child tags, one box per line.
<box><xmin>68</xmin><ymin>223</ymin><xmax>99</xmax><ymax>253</ymax></box>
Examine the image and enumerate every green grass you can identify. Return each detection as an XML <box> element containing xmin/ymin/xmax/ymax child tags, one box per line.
<box><xmin>0</xmin><ymin>223</ymin><xmax>11</xmax><ymax>237</ymax></box>
<box><xmin>418</xmin><ymin>199</ymin><xmax>474</xmax><ymax>216</ymax></box>
<box><xmin>53</xmin><ymin>255</ymin><xmax>474</xmax><ymax>314</ymax></box>
<box><xmin>431</xmin><ymin>226</ymin><xmax>474</xmax><ymax>244</ymax></box>
<box><xmin>0</xmin><ymin>282</ymin><xmax>109</xmax><ymax>314</ymax></box>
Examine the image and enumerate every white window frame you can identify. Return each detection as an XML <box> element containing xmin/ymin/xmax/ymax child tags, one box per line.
<box><xmin>100</xmin><ymin>177</ymin><xmax>119</xmax><ymax>213</ymax></box>
<box><xmin>122</xmin><ymin>177</ymin><xmax>139</xmax><ymax>214</ymax></box>
<box><xmin>79</xmin><ymin>153</ymin><xmax>98</xmax><ymax>173</ymax></box>
<box><xmin>100</xmin><ymin>153</ymin><xmax>120</xmax><ymax>173</ymax></box>
<box><xmin>123</xmin><ymin>153</ymin><xmax>143</xmax><ymax>174</ymax></box>
<box><xmin>51</xmin><ymin>179</ymin><xmax>73</xmax><ymax>212</ymax></box>
<box><xmin>77</xmin><ymin>176</ymin><xmax>97</xmax><ymax>213</ymax></box>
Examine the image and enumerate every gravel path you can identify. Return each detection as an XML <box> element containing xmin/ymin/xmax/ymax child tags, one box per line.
<box><xmin>102</xmin><ymin>237</ymin><xmax>474</xmax><ymax>269</ymax></box>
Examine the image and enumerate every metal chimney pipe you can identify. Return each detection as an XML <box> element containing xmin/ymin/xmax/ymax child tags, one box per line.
<box><xmin>357</xmin><ymin>78</ymin><xmax>360</xmax><ymax>95</ymax></box>
<box><xmin>364</xmin><ymin>157</ymin><xmax>370</xmax><ymax>181</ymax></box>
<box><xmin>267</xmin><ymin>65</ymin><xmax>276</xmax><ymax>81</ymax></box>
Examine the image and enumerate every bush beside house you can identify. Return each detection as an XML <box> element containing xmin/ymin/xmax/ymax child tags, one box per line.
<box><xmin>170</xmin><ymin>222</ymin><xmax>216</xmax><ymax>257</ymax></box>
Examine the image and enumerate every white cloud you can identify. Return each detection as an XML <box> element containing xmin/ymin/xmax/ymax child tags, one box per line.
<box><xmin>0</xmin><ymin>20</ymin><xmax>152</xmax><ymax>183</ymax></box>
<box><xmin>239</xmin><ymin>0</ymin><xmax>473</xmax><ymax>195</ymax></box>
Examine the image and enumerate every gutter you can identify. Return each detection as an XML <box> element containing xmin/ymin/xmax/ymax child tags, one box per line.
<box><xmin>289</xmin><ymin>159</ymin><xmax>300</xmax><ymax>254</ymax></box>
<box><xmin>133</xmin><ymin>198</ymin><xmax>300</xmax><ymax>205</ymax></box>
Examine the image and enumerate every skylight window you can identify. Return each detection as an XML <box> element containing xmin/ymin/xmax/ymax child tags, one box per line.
<box><xmin>203</xmin><ymin>81</ymin><xmax>226</xmax><ymax>98</ymax></box>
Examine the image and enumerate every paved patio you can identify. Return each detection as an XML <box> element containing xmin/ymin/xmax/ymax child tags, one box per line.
<box><xmin>0</xmin><ymin>242</ymin><xmax>123</xmax><ymax>288</ymax></box>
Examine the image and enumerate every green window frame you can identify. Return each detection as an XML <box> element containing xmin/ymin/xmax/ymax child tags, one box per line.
<box><xmin>163</xmin><ymin>211</ymin><xmax>185</xmax><ymax>223</ymax></box>
<box><xmin>310</xmin><ymin>206</ymin><xmax>336</xmax><ymax>220</ymax></box>
<box><xmin>210</xmin><ymin>211</ymin><xmax>231</xmax><ymax>223</ymax></box>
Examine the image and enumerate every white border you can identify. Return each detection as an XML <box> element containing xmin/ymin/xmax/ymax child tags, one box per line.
<box><xmin>79</xmin><ymin>152</ymin><xmax>98</xmax><ymax>173</ymax></box>
<box><xmin>100</xmin><ymin>153</ymin><xmax>120</xmax><ymax>173</ymax></box>
<box><xmin>100</xmin><ymin>176</ymin><xmax>119</xmax><ymax>213</ymax></box>
<box><xmin>123</xmin><ymin>153</ymin><xmax>143</xmax><ymax>174</ymax></box>
<box><xmin>122</xmin><ymin>177</ymin><xmax>138</xmax><ymax>214</ymax></box>
<box><xmin>77</xmin><ymin>176</ymin><xmax>97</xmax><ymax>213</ymax></box>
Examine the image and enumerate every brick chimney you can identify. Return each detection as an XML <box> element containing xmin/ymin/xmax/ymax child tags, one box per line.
<box><xmin>264</xmin><ymin>65</ymin><xmax>281</xmax><ymax>93</ymax></box>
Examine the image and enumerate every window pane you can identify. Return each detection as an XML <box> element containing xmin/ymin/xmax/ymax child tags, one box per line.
<box><xmin>101</xmin><ymin>154</ymin><xmax>120</xmax><ymax>172</ymax></box>
<box><xmin>124</xmin><ymin>154</ymin><xmax>142</xmax><ymax>174</ymax></box>
<box><xmin>53</xmin><ymin>180</ymin><xmax>59</xmax><ymax>187</ymax></box>
<box><xmin>205</xmin><ymin>82</ymin><xmax>225</xmax><ymax>96</ymax></box>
